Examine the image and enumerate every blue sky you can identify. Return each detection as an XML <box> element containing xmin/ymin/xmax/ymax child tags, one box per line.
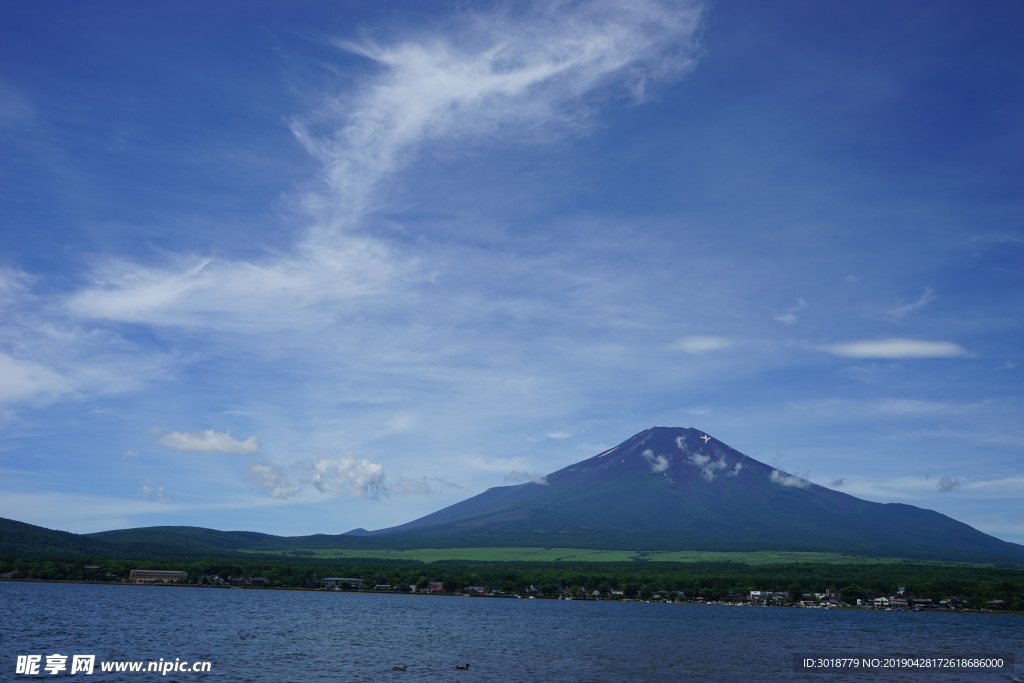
<box><xmin>2</xmin><ymin>0</ymin><xmax>1022</xmax><ymax>544</ymax></box>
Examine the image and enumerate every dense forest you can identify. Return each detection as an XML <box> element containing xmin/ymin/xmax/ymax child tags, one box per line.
<box><xmin>3</xmin><ymin>554</ymin><xmax>1022</xmax><ymax>610</ymax></box>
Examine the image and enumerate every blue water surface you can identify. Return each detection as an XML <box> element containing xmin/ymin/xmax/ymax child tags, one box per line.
<box><xmin>1</xmin><ymin>582</ymin><xmax>1021</xmax><ymax>682</ymax></box>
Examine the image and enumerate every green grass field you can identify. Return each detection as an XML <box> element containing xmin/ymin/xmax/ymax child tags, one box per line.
<box><xmin>241</xmin><ymin>546</ymin><xmax>934</xmax><ymax>564</ymax></box>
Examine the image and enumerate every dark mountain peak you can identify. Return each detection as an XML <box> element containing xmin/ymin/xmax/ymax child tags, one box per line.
<box><xmin>551</xmin><ymin>426</ymin><xmax>786</xmax><ymax>491</ymax></box>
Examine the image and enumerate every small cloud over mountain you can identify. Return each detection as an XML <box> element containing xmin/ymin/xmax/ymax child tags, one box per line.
<box><xmin>642</xmin><ymin>449</ymin><xmax>670</xmax><ymax>473</ymax></box>
<box><xmin>505</xmin><ymin>470</ymin><xmax>549</xmax><ymax>485</ymax></box>
<box><xmin>770</xmin><ymin>469</ymin><xmax>810</xmax><ymax>489</ymax></box>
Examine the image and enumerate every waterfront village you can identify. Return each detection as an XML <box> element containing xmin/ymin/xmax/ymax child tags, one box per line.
<box><xmin>2</xmin><ymin>567</ymin><xmax>1009</xmax><ymax>611</ymax></box>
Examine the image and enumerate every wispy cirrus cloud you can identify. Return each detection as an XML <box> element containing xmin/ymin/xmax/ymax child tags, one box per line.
<box><xmin>1</xmin><ymin>271</ymin><xmax>179</xmax><ymax>409</ymax></box>
<box><xmin>0</xmin><ymin>353</ymin><xmax>69</xmax><ymax>405</ymax></box>
<box><xmin>885</xmin><ymin>287</ymin><xmax>936</xmax><ymax>321</ymax></box>
<box><xmin>66</xmin><ymin>239</ymin><xmax>405</xmax><ymax>331</ymax></box>
<box><xmin>294</xmin><ymin>0</ymin><xmax>705</xmax><ymax>232</ymax></box>
<box><xmin>819</xmin><ymin>338</ymin><xmax>971</xmax><ymax>359</ymax></box>
<box><xmin>774</xmin><ymin>299</ymin><xmax>806</xmax><ymax>325</ymax></box>
<box><xmin>156</xmin><ymin>429</ymin><xmax>259</xmax><ymax>454</ymax></box>
<box><xmin>56</xmin><ymin>0</ymin><xmax>706</xmax><ymax>352</ymax></box>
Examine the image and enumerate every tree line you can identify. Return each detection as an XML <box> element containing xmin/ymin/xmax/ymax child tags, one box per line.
<box><xmin>2</xmin><ymin>554</ymin><xmax>1022</xmax><ymax>609</ymax></box>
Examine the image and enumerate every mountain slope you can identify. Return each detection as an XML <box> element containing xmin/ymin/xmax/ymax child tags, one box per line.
<box><xmin>0</xmin><ymin>517</ymin><xmax>113</xmax><ymax>556</ymax></box>
<box><xmin>356</xmin><ymin>427</ymin><xmax>1024</xmax><ymax>562</ymax></box>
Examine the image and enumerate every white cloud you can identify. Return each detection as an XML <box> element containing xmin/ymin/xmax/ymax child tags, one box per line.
<box><xmin>686</xmin><ymin>451</ymin><xmax>728</xmax><ymax>481</ymax></box>
<box><xmin>642</xmin><ymin>448</ymin><xmax>670</xmax><ymax>473</ymax></box>
<box><xmin>936</xmin><ymin>476</ymin><xmax>960</xmax><ymax>492</ymax></box>
<box><xmin>140</xmin><ymin>482</ymin><xmax>170</xmax><ymax>504</ymax></box>
<box><xmin>304</xmin><ymin>455</ymin><xmax>387</xmax><ymax>499</ymax></box>
<box><xmin>671</xmin><ymin>335</ymin><xmax>734</xmax><ymax>354</ymax></box>
<box><xmin>819</xmin><ymin>338</ymin><xmax>971</xmax><ymax>359</ymax></box>
<box><xmin>250</xmin><ymin>453</ymin><xmax>457</xmax><ymax>501</ymax></box>
<box><xmin>774</xmin><ymin>299</ymin><xmax>806</xmax><ymax>325</ymax></box>
<box><xmin>247</xmin><ymin>464</ymin><xmax>301</xmax><ymax>500</ymax></box>
<box><xmin>157</xmin><ymin>429</ymin><xmax>259</xmax><ymax>454</ymax></box>
<box><xmin>770</xmin><ymin>469</ymin><xmax>810</xmax><ymax>488</ymax></box>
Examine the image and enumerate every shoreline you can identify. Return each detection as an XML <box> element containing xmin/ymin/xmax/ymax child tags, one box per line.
<box><xmin>3</xmin><ymin>577</ymin><xmax>1022</xmax><ymax>616</ymax></box>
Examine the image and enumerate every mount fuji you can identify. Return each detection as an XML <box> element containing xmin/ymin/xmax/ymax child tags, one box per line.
<box><xmin>348</xmin><ymin>427</ymin><xmax>1024</xmax><ymax>562</ymax></box>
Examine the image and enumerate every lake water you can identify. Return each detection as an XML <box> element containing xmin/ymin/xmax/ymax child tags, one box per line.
<box><xmin>1</xmin><ymin>582</ymin><xmax>1020</xmax><ymax>681</ymax></box>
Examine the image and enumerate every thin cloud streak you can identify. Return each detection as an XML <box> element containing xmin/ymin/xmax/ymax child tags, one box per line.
<box><xmin>672</xmin><ymin>335</ymin><xmax>734</xmax><ymax>354</ymax></box>
<box><xmin>156</xmin><ymin>429</ymin><xmax>259</xmax><ymax>454</ymax></box>
<box><xmin>66</xmin><ymin>240</ymin><xmax>405</xmax><ymax>331</ymax></box>
<box><xmin>886</xmin><ymin>287</ymin><xmax>936</xmax><ymax>321</ymax></box>
<box><xmin>819</xmin><ymin>339</ymin><xmax>971</xmax><ymax>359</ymax></box>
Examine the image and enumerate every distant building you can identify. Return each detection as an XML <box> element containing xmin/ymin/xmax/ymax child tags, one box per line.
<box><xmin>322</xmin><ymin>577</ymin><xmax>363</xmax><ymax>589</ymax></box>
<box><xmin>129</xmin><ymin>570</ymin><xmax>188</xmax><ymax>583</ymax></box>
<box><xmin>428</xmin><ymin>582</ymin><xmax>444</xmax><ymax>594</ymax></box>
